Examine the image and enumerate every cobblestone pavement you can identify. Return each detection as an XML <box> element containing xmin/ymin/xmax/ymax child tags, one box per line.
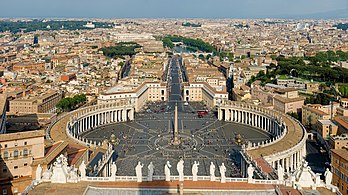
<box><xmin>83</xmin><ymin>106</ymin><xmax>271</xmax><ymax>177</ymax></box>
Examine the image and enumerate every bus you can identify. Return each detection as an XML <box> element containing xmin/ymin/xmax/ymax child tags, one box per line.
<box><xmin>197</xmin><ymin>110</ymin><xmax>209</xmax><ymax>118</ymax></box>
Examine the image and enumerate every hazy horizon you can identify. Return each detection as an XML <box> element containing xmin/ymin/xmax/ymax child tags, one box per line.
<box><xmin>1</xmin><ymin>0</ymin><xmax>348</xmax><ymax>19</ymax></box>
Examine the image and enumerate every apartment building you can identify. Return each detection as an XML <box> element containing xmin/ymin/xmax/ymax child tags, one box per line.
<box><xmin>183</xmin><ymin>82</ymin><xmax>228</xmax><ymax>108</ymax></box>
<box><xmin>302</xmin><ymin>104</ymin><xmax>331</xmax><ymax>130</ymax></box>
<box><xmin>98</xmin><ymin>82</ymin><xmax>167</xmax><ymax>112</ymax></box>
<box><xmin>337</xmin><ymin>98</ymin><xmax>348</xmax><ymax>117</ymax></box>
<box><xmin>331</xmin><ymin>149</ymin><xmax>348</xmax><ymax>195</ymax></box>
<box><xmin>0</xmin><ymin>130</ymin><xmax>45</xmax><ymax>195</ymax></box>
<box><xmin>9</xmin><ymin>91</ymin><xmax>62</xmax><ymax>114</ymax></box>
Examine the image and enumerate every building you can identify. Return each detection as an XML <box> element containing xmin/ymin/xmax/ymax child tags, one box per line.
<box><xmin>0</xmin><ymin>130</ymin><xmax>45</xmax><ymax>195</ymax></box>
<box><xmin>302</xmin><ymin>104</ymin><xmax>331</xmax><ymax>130</ymax></box>
<box><xmin>337</xmin><ymin>98</ymin><xmax>348</xmax><ymax>117</ymax></box>
<box><xmin>0</xmin><ymin>94</ymin><xmax>7</xmax><ymax>134</ymax></box>
<box><xmin>329</xmin><ymin>135</ymin><xmax>348</xmax><ymax>150</ymax></box>
<box><xmin>60</xmin><ymin>74</ymin><xmax>77</xmax><ymax>82</ymax></box>
<box><xmin>331</xmin><ymin>149</ymin><xmax>348</xmax><ymax>195</ymax></box>
<box><xmin>98</xmin><ymin>82</ymin><xmax>167</xmax><ymax>112</ymax></box>
<box><xmin>273</xmin><ymin>95</ymin><xmax>305</xmax><ymax>114</ymax></box>
<box><xmin>183</xmin><ymin>82</ymin><xmax>228</xmax><ymax>108</ymax></box>
<box><xmin>317</xmin><ymin>120</ymin><xmax>338</xmax><ymax>139</ymax></box>
<box><xmin>12</xmin><ymin>62</ymin><xmax>46</xmax><ymax>72</ymax></box>
<box><xmin>9</xmin><ymin>91</ymin><xmax>62</xmax><ymax>114</ymax></box>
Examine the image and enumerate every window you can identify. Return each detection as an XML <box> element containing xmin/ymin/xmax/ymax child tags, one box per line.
<box><xmin>24</xmin><ymin>141</ymin><xmax>27</xmax><ymax>146</ymax></box>
<box><xmin>3</xmin><ymin>151</ymin><xmax>8</xmax><ymax>160</ymax></box>
<box><xmin>4</xmin><ymin>144</ymin><xmax>7</xmax><ymax>148</ymax></box>
<box><xmin>14</xmin><ymin>150</ymin><xmax>18</xmax><ymax>158</ymax></box>
<box><xmin>24</xmin><ymin>163</ymin><xmax>27</xmax><ymax>166</ymax></box>
<box><xmin>3</xmin><ymin>168</ymin><xmax>7</xmax><ymax>173</ymax></box>
<box><xmin>23</xmin><ymin>148</ymin><xmax>28</xmax><ymax>157</ymax></box>
<box><xmin>3</xmin><ymin>189</ymin><xmax>7</xmax><ymax>195</ymax></box>
<box><xmin>14</xmin><ymin>166</ymin><xmax>18</xmax><ymax>169</ymax></box>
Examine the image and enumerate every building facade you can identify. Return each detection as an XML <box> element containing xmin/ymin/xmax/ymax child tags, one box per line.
<box><xmin>9</xmin><ymin>91</ymin><xmax>62</xmax><ymax>114</ymax></box>
<box><xmin>331</xmin><ymin>149</ymin><xmax>348</xmax><ymax>195</ymax></box>
<box><xmin>0</xmin><ymin>130</ymin><xmax>45</xmax><ymax>194</ymax></box>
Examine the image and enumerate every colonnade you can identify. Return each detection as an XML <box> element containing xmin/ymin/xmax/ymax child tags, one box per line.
<box><xmin>64</xmin><ymin>101</ymin><xmax>135</xmax><ymax>147</ymax></box>
<box><xmin>219</xmin><ymin>108</ymin><xmax>283</xmax><ymax>137</ymax></box>
<box><xmin>70</xmin><ymin>108</ymin><xmax>134</xmax><ymax>136</ymax></box>
<box><xmin>218</xmin><ymin>101</ymin><xmax>307</xmax><ymax>177</ymax></box>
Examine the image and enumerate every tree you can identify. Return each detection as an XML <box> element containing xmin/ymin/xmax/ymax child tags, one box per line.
<box><xmin>56</xmin><ymin>94</ymin><xmax>87</xmax><ymax>111</ymax></box>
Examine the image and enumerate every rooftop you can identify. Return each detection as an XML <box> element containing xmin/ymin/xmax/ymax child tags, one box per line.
<box><xmin>331</xmin><ymin>149</ymin><xmax>348</xmax><ymax>162</ymax></box>
<box><xmin>0</xmin><ymin>130</ymin><xmax>45</xmax><ymax>142</ymax></box>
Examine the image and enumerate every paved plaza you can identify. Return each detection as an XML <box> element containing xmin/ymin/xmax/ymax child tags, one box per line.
<box><xmin>82</xmin><ymin>103</ymin><xmax>271</xmax><ymax>177</ymax></box>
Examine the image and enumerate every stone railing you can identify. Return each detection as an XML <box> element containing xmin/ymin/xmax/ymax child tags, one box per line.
<box><xmin>82</xmin><ymin>175</ymin><xmax>249</xmax><ymax>183</ymax></box>
<box><xmin>264</xmin><ymin>116</ymin><xmax>307</xmax><ymax>161</ymax></box>
<box><xmin>90</xmin><ymin>144</ymin><xmax>114</xmax><ymax>177</ymax></box>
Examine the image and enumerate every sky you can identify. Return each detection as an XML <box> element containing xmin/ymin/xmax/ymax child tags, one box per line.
<box><xmin>1</xmin><ymin>0</ymin><xmax>348</xmax><ymax>19</ymax></box>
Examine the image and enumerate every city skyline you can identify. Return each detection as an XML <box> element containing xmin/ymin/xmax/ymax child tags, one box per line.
<box><xmin>1</xmin><ymin>0</ymin><xmax>348</xmax><ymax>19</ymax></box>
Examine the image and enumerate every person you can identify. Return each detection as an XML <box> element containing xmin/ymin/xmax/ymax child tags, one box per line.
<box><xmin>148</xmin><ymin>162</ymin><xmax>154</xmax><ymax>181</ymax></box>
<box><xmin>210</xmin><ymin>162</ymin><xmax>216</xmax><ymax>181</ymax></box>
<box><xmin>177</xmin><ymin>159</ymin><xmax>184</xmax><ymax>181</ymax></box>
<box><xmin>135</xmin><ymin>161</ymin><xmax>144</xmax><ymax>182</ymax></box>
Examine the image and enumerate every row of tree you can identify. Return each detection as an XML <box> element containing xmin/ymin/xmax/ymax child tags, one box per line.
<box><xmin>0</xmin><ymin>20</ymin><xmax>113</xmax><ymax>33</ymax></box>
<box><xmin>182</xmin><ymin>22</ymin><xmax>201</xmax><ymax>27</ymax></box>
<box><xmin>56</xmin><ymin>94</ymin><xmax>87</xmax><ymax>112</ymax></box>
<box><xmin>161</xmin><ymin>35</ymin><xmax>217</xmax><ymax>53</ymax></box>
<box><xmin>334</xmin><ymin>23</ymin><xmax>348</xmax><ymax>31</ymax></box>
<box><xmin>99</xmin><ymin>42</ymin><xmax>141</xmax><ymax>58</ymax></box>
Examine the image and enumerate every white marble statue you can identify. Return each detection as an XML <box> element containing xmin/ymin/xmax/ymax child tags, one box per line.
<box><xmin>277</xmin><ymin>165</ymin><xmax>284</xmax><ymax>181</ymax></box>
<box><xmin>324</xmin><ymin>168</ymin><xmax>333</xmax><ymax>185</ymax></box>
<box><xmin>165</xmin><ymin>161</ymin><xmax>172</xmax><ymax>181</ymax></box>
<box><xmin>210</xmin><ymin>162</ymin><xmax>216</xmax><ymax>181</ymax></box>
<box><xmin>36</xmin><ymin>164</ymin><xmax>42</xmax><ymax>181</ymax></box>
<box><xmin>111</xmin><ymin>162</ymin><xmax>117</xmax><ymax>178</ymax></box>
<box><xmin>192</xmin><ymin>161</ymin><xmax>199</xmax><ymax>181</ymax></box>
<box><xmin>68</xmin><ymin>167</ymin><xmax>79</xmax><ymax>183</ymax></box>
<box><xmin>247</xmin><ymin>164</ymin><xmax>255</xmax><ymax>183</ymax></box>
<box><xmin>42</xmin><ymin>165</ymin><xmax>52</xmax><ymax>181</ymax></box>
<box><xmin>79</xmin><ymin>160</ymin><xmax>86</xmax><ymax>178</ymax></box>
<box><xmin>148</xmin><ymin>162</ymin><xmax>154</xmax><ymax>181</ymax></box>
<box><xmin>177</xmin><ymin>159</ymin><xmax>184</xmax><ymax>182</ymax></box>
<box><xmin>135</xmin><ymin>161</ymin><xmax>144</xmax><ymax>182</ymax></box>
<box><xmin>219</xmin><ymin>163</ymin><xmax>226</xmax><ymax>183</ymax></box>
<box><xmin>51</xmin><ymin>154</ymin><xmax>68</xmax><ymax>183</ymax></box>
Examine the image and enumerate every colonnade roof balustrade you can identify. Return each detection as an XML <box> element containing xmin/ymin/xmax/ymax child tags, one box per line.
<box><xmin>220</xmin><ymin>101</ymin><xmax>306</xmax><ymax>160</ymax></box>
<box><xmin>48</xmin><ymin>100</ymin><xmax>133</xmax><ymax>145</ymax></box>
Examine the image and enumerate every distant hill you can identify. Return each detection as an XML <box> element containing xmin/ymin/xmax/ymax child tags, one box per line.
<box><xmin>266</xmin><ymin>8</ymin><xmax>348</xmax><ymax>19</ymax></box>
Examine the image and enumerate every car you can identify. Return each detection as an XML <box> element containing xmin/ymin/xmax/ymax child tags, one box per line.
<box><xmin>184</xmin><ymin>102</ymin><xmax>188</xmax><ymax>106</ymax></box>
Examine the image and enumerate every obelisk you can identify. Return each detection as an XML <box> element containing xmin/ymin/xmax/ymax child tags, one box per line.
<box><xmin>173</xmin><ymin>103</ymin><xmax>180</xmax><ymax>145</ymax></box>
